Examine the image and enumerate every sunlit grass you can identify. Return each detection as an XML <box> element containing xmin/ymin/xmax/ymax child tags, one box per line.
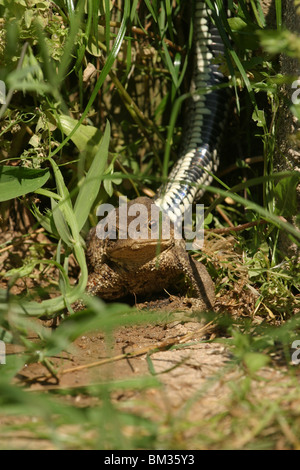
<box><xmin>0</xmin><ymin>0</ymin><xmax>299</xmax><ymax>450</ymax></box>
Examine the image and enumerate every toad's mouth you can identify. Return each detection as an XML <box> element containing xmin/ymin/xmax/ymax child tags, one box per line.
<box><xmin>106</xmin><ymin>237</ymin><xmax>174</xmax><ymax>263</ymax></box>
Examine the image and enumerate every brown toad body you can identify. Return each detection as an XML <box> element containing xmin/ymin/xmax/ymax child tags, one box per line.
<box><xmin>84</xmin><ymin>197</ymin><xmax>215</xmax><ymax>309</ymax></box>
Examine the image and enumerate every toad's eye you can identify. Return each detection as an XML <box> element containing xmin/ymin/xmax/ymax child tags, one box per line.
<box><xmin>148</xmin><ymin>220</ymin><xmax>157</xmax><ymax>231</ymax></box>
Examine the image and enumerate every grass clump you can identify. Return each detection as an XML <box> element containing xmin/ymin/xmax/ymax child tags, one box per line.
<box><xmin>0</xmin><ymin>0</ymin><xmax>299</xmax><ymax>450</ymax></box>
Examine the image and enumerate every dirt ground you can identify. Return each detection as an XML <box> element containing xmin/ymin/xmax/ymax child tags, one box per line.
<box><xmin>1</xmin><ymin>224</ymin><xmax>299</xmax><ymax>449</ymax></box>
<box><xmin>3</xmin><ymin>304</ymin><xmax>297</xmax><ymax>450</ymax></box>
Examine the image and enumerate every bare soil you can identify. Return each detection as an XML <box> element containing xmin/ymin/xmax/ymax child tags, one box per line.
<box><xmin>0</xmin><ymin>223</ymin><xmax>299</xmax><ymax>450</ymax></box>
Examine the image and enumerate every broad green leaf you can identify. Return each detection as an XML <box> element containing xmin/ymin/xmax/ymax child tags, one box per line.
<box><xmin>74</xmin><ymin>120</ymin><xmax>111</xmax><ymax>231</ymax></box>
<box><xmin>228</xmin><ymin>17</ymin><xmax>248</xmax><ymax>31</ymax></box>
<box><xmin>228</xmin><ymin>17</ymin><xmax>260</xmax><ymax>50</ymax></box>
<box><xmin>252</xmin><ymin>109</ymin><xmax>266</xmax><ymax>128</ymax></box>
<box><xmin>58</xmin><ymin>115</ymin><xmax>102</xmax><ymax>153</ymax></box>
<box><xmin>274</xmin><ymin>173</ymin><xmax>299</xmax><ymax>217</ymax></box>
<box><xmin>0</xmin><ymin>165</ymin><xmax>50</xmax><ymax>202</ymax></box>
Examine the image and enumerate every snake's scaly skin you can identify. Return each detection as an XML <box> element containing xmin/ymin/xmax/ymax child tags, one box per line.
<box><xmin>155</xmin><ymin>1</ymin><xmax>228</xmax><ymax>222</ymax></box>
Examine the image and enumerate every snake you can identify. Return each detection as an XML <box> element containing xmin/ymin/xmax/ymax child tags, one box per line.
<box><xmin>155</xmin><ymin>0</ymin><xmax>228</xmax><ymax>222</ymax></box>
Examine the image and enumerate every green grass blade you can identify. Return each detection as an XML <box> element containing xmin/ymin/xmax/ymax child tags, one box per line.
<box><xmin>203</xmin><ymin>172</ymin><xmax>300</xmax><ymax>242</ymax></box>
<box><xmin>51</xmin><ymin>198</ymin><xmax>73</xmax><ymax>247</ymax></box>
<box><xmin>143</xmin><ymin>0</ymin><xmax>157</xmax><ymax>22</ymax></box>
<box><xmin>51</xmin><ymin>0</ymin><xmax>130</xmax><ymax>158</ymax></box>
<box><xmin>104</xmin><ymin>0</ymin><xmax>111</xmax><ymax>52</ymax></box>
<box><xmin>206</xmin><ymin>0</ymin><xmax>258</xmax><ymax>113</ymax></box>
<box><xmin>48</xmin><ymin>157</ymin><xmax>88</xmax><ymax>296</ymax></box>
<box><xmin>56</xmin><ymin>0</ymin><xmax>85</xmax><ymax>84</ymax></box>
<box><xmin>275</xmin><ymin>0</ymin><xmax>282</xmax><ymax>30</ymax></box>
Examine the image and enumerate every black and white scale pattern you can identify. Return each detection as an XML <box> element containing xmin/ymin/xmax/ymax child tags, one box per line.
<box><xmin>155</xmin><ymin>0</ymin><xmax>228</xmax><ymax>222</ymax></box>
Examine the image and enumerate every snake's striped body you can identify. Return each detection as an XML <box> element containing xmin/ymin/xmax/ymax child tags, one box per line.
<box><xmin>155</xmin><ymin>1</ymin><xmax>228</xmax><ymax>222</ymax></box>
